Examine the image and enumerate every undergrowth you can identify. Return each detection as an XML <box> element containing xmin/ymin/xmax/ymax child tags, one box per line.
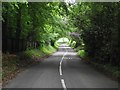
<box><xmin>2</xmin><ymin>45</ymin><xmax>57</xmax><ymax>85</ymax></box>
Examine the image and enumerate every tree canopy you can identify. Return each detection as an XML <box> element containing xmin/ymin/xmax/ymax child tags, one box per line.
<box><xmin>2</xmin><ymin>2</ymin><xmax>119</xmax><ymax>66</ymax></box>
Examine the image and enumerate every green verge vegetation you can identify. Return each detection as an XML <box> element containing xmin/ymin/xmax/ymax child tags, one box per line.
<box><xmin>77</xmin><ymin>50</ymin><xmax>86</xmax><ymax>58</ymax></box>
<box><xmin>68</xmin><ymin>2</ymin><xmax>120</xmax><ymax>80</ymax></box>
<box><xmin>2</xmin><ymin>46</ymin><xmax>56</xmax><ymax>85</ymax></box>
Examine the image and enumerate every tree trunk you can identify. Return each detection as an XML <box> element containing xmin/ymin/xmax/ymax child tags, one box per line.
<box><xmin>15</xmin><ymin>3</ymin><xmax>22</xmax><ymax>52</ymax></box>
<box><xmin>2</xmin><ymin>8</ymin><xmax>8</xmax><ymax>53</ymax></box>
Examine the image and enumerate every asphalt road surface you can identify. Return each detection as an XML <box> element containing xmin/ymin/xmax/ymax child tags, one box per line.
<box><xmin>4</xmin><ymin>44</ymin><xmax>119</xmax><ymax>89</ymax></box>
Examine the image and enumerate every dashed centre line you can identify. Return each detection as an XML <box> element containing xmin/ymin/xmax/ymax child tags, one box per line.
<box><xmin>61</xmin><ymin>79</ymin><xmax>67</xmax><ymax>90</ymax></box>
<box><xmin>59</xmin><ymin>45</ymin><xmax>68</xmax><ymax>90</ymax></box>
<box><xmin>59</xmin><ymin>52</ymin><xmax>67</xmax><ymax>76</ymax></box>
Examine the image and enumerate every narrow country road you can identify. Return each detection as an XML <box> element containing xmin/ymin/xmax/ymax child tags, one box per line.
<box><xmin>4</xmin><ymin>44</ymin><xmax>118</xmax><ymax>89</ymax></box>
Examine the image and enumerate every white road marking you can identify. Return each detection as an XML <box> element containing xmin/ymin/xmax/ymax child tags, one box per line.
<box><xmin>59</xmin><ymin>45</ymin><xmax>68</xmax><ymax>89</ymax></box>
<box><xmin>61</xmin><ymin>79</ymin><xmax>67</xmax><ymax>90</ymax></box>
<box><xmin>59</xmin><ymin>52</ymin><xmax>67</xmax><ymax>75</ymax></box>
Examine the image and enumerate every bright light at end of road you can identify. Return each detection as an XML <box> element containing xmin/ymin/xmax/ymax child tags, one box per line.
<box><xmin>64</xmin><ymin>0</ymin><xmax>76</xmax><ymax>4</ymax></box>
<box><xmin>57</xmin><ymin>38</ymin><xmax>69</xmax><ymax>43</ymax></box>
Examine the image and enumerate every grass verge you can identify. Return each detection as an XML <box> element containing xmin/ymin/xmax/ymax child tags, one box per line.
<box><xmin>2</xmin><ymin>45</ymin><xmax>57</xmax><ymax>87</ymax></box>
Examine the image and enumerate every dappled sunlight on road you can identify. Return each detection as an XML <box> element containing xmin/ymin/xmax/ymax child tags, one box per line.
<box><xmin>59</xmin><ymin>47</ymin><xmax>71</xmax><ymax>48</ymax></box>
<box><xmin>53</xmin><ymin>52</ymin><xmax>77</xmax><ymax>56</ymax></box>
<box><xmin>53</xmin><ymin>44</ymin><xmax>77</xmax><ymax>56</ymax></box>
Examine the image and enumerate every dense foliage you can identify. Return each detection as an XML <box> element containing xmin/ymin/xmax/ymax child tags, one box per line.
<box><xmin>2</xmin><ymin>2</ymin><xmax>72</xmax><ymax>50</ymax></box>
<box><xmin>69</xmin><ymin>2</ymin><xmax>119</xmax><ymax>66</ymax></box>
<box><xmin>2</xmin><ymin>2</ymin><xmax>119</xmax><ymax>66</ymax></box>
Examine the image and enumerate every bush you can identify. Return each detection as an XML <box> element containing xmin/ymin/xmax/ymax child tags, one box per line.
<box><xmin>54</xmin><ymin>41</ymin><xmax>60</xmax><ymax>49</ymax></box>
<box><xmin>40</xmin><ymin>45</ymin><xmax>56</xmax><ymax>54</ymax></box>
<box><xmin>81</xmin><ymin>3</ymin><xmax>119</xmax><ymax>66</ymax></box>
<box><xmin>78</xmin><ymin>50</ymin><xmax>87</xmax><ymax>58</ymax></box>
<box><xmin>70</xmin><ymin>41</ymin><xmax>76</xmax><ymax>48</ymax></box>
<box><xmin>23</xmin><ymin>45</ymin><xmax>56</xmax><ymax>62</ymax></box>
